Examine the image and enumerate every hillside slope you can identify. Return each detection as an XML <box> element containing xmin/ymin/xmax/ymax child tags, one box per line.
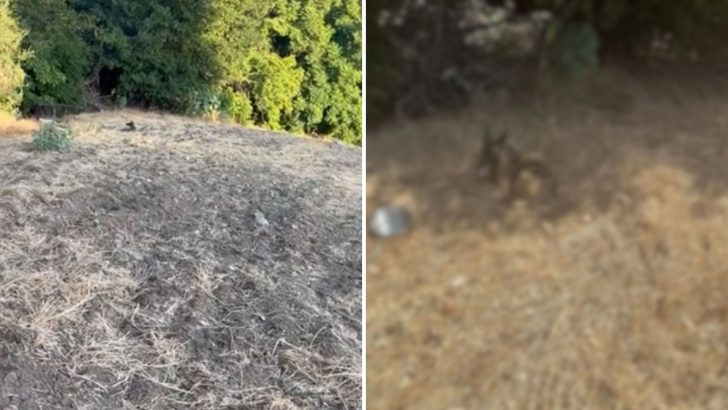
<box><xmin>0</xmin><ymin>111</ymin><xmax>362</xmax><ymax>409</ymax></box>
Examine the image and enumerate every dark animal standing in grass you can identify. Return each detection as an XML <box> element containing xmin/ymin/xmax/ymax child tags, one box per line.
<box><xmin>122</xmin><ymin>121</ymin><xmax>136</xmax><ymax>132</ymax></box>
<box><xmin>476</xmin><ymin>130</ymin><xmax>558</xmax><ymax>204</ymax></box>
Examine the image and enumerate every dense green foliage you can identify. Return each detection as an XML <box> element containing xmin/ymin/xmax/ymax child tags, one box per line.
<box><xmin>13</xmin><ymin>0</ymin><xmax>91</xmax><ymax>112</ymax></box>
<box><xmin>367</xmin><ymin>0</ymin><xmax>728</xmax><ymax>123</ymax></box>
<box><xmin>530</xmin><ymin>0</ymin><xmax>728</xmax><ymax>79</ymax></box>
<box><xmin>0</xmin><ymin>0</ymin><xmax>26</xmax><ymax>114</ymax></box>
<box><xmin>5</xmin><ymin>0</ymin><xmax>361</xmax><ymax>144</ymax></box>
<box><xmin>524</xmin><ymin>0</ymin><xmax>728</xmax><ymax>41</ymax></box>
<box><xmin>32</xmin><ymin>121</ymin><xmax>73</xmax><ymax>151</ymax></box>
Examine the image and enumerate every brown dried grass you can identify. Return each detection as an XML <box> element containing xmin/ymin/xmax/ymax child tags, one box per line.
<box><xmin>367</xmin><ymin>62</ymin><xmax>728</xmax><ymax>410</ymax></box>
<box><xmin>0</xmin><ymin>110</ymin><xmax>362</xmax><ymax>409</ymax></box>
<box><xmin>0</xmin><ymin>111</ymin><xmax>39</xmax><ymax>137</ymax></box>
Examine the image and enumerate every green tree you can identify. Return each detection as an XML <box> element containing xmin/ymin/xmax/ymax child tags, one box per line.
<box><xmin>13</xmin><ymin>0</ymin><xmax>91</xmax><ymax>111</ymax></box>
<box><xmin>73</xmin><ymin>0</ymin><xmax>216</xmax><ymax>110</ymax></box>
<box><xmin>266</xmin><ymin>0</ymin><xmax>362</xmax><ymax>142</ymax></box>
<box><xmin>12</xmin><ymin>0</ymin><xmax>362</xmax><ymax>144</ymax></box>
<box><xmin>0</xmin><ymin>0</ymin><xmax>26</xmax><ymax>114</ymax></box>
<box><xmin>203</xmin><ymin>0</ymin><xmax>361</xmax><ymax>142</ymax></box>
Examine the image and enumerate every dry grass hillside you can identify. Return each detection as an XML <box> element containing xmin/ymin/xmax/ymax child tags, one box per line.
<box><xmin>367</xmin><ymin>62</ymin><xmax>728</xmax><ymax>409</ymax></box>
<box><xmin>0</xmin><ymin>110</ymin><xmax>362</xmax><ymax>409</ymax></box>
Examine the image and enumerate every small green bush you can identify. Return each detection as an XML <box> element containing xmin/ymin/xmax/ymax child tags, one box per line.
<box><xmin>249</xmin><ymin>53</ymin><xmax>304</xmax><ymax>130</ymax></box>
<box><xmin>548</xmin><ymin>20</ymin><xmax>600</xmax><ymax>80</ymax></box>
<box><xmin>115</xmin><ymin>95</ymin><xmax>128</xmax><ymax>109</ymax></box>
<box><xmin>32</xmin><ymin>122</ymin><xmax>72</xmax><ymax>151</ymax></box>
<box><xmin>221</xmin><ymin>89</ymin><xmax>253</xmax><ymax>125</ymax></box>
<box><xmin>184</xmin><ymin>89</ymin><xmax>223</xmax><ymax>118</ymax></box>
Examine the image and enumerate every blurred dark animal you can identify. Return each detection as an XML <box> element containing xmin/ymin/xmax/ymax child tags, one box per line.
<box><xmin>477</xmin><ymin>130</ymin><xmax>557</xmax><ymax>203</ymax></box>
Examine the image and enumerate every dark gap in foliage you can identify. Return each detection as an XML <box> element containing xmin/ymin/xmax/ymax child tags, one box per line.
<box><xmin>267</xmin><ymin>8</ymin><xmax>280</xmax><ymax>19</ymax></box>
<box><xmin>294</xmin><ymin>53</ymin><xmax>307</xmax><ymax>69</ymax></box>
<box><xmin>271</xmin><ymin>33</ymin><xmax>292</xmax><ymax>58</ymax></box>
<box><xmin>316</xmin><ymin>107</ymin><xmax>335</xmax><ymax>135</ymax></box>
<box><xmin>98</xmin><ymin>66</ymin><xmax>122</xmax><ymax>97</ymax></box>
<box><xmin>249</xmin><ymin>91</ymin><xmax>264</xmax><ymax>125</ymax></box>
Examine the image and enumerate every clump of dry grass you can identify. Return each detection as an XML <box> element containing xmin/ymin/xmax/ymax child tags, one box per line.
<box><xmin>367</xmin><ymin>63</ymin><xmax>728</xmax><ymax>410</ymax></box>
<box><xmin>0</xmin><ymin>111</ymin><xmax>39</xmax><ymax>136</ymax></box>
<box><xmin>0</xmin><ymin>111</ymin><xmax>361</xmax><ymax>409</ymax></box>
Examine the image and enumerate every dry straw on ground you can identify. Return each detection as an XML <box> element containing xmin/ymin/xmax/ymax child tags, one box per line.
<box><xmin>0</xmin><ymin>110</ymin><xmax>362</xmax><ymax>409</ymax></box>
<box><xmin>0</xmin><ymin>111</ymin><xmax>39</xmax><ymax>136</ymax></box>
<box><xmin>367</xmin><ymin>62</ymin><xmax>728</xmax><ymax>410</ymax></box>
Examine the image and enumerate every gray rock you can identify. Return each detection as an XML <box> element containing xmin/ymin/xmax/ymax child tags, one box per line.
<box><xmin>254</xmin><ymin>210</ymin><xmax>269</xmax><ymax>226</ymax></box>
<box><xmin>369</xmin><ymin>206</ymin><xmax>411</xmax><ymax>237</ymax></box>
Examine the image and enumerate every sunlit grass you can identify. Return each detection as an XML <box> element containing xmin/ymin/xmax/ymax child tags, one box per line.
<box><xmin>0</xmin><ymin>111</ymin><xmax>39</xmax><ymax>137</ymax></box>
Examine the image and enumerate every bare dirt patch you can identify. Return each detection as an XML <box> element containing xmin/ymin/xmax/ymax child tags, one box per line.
<box><xmin>367</xmin><ymin>63</ymin><xmax>728</xmax><ymax>409</ymax></box>
<box><xmin>0</xmin><ymin>110</ymin><xmax>361</xmax><ymax>409</ymax></box>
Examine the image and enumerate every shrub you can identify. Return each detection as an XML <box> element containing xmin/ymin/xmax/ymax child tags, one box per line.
<box><xmin>250</xmin><ymin>53</ymin><xmax>305</xmax><ymax>130</ymax></box>
<box><xmin>221</xmin><ymin>89</ymin><xmax>253</xmax><ymax>125</ymax></box>
<box><xmin>547</xmin><ymin>20</ymin><xmax>600</xmax><ymax>80</ymax></box>
<box><xmin>115</xmin><ymin>95</ymin><xmax>127</xmax><ymax>109</ymax></box>
<box><xmin>185</xmin><ymin>88</ymin><xmax>223</xmax><ymax>118</ymax></box>
<box><xmin>32</xmin><ymin>121</ymin><xmax>72</xmax><ymax>151</ymax></box>
<box><xmin>0</xmin><ymin>0</ymin><xmax>27</xmax><ymax>114</ymax></box>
